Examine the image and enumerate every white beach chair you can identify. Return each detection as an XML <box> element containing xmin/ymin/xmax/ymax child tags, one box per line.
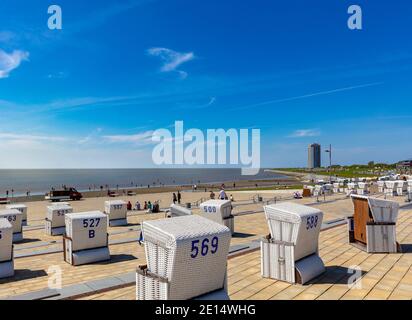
<box><xmin>167</xmin><ymin>204</ymin><xmax>192</xmax><ymax>218</ymax></box>
<box><xmin>104</xmin><ymin>200</ymin><xmax>128</xmax><ymax>226</ymax></box>
<box><xmin>0</xmin><ymin>219</ymin><xmax>14</xmax><ymax>278</ymax></box>
<box><xmin>348</xmin><ymin>195</ymin><xmax>399</xmax><ymax>253</ymax></box>
<box><xmin>136</xmin><ymin>215</ymin><xmax>231</xmax><ymax>300</ymax></box>
<box><xmin>0</xmin><ymin>209</ymin><xmax>23</xmax><ymax>242</ymax></box>
<box><xmin>63</xmin><ymin>211</ymin><xmax>110</xmax><ymax>266</ymax></box>
<box><xmin>199</xmin><ymin>200</ymin><xmax>234</xmax><ymax>235</ymax></box>
<box><xmin>384</xmin><ymin>181</ymin><xmax>396</xmax><ymax>196</ymax></box>
<box><xmin>357</xmin><ymin>182</ymin><xmax>368</xmax><ymax>195</ymax></box>
<box><xmin>261</xmin><ymin>202</ymin><xmax>325</xmax><ymax>284</ymax></box>
<box><xmin>45</xmin><ymin>204</ymin><xmax>73</xmax><ymax>236</ymax></box>
<box><xmin>333</xmin><ymin>183</ymin><xmax>340</xmax><ymax>194</ymax></box>
<box><xmin>377</xmin><ymin>181</ymin><xmax>385</xmax><ymax>193</ymax></box>
<box><xmin>5</xmin><ymin>204</ymin><xmax>27</xmax><ymax>226</ymax></box>
<box><xmin>395</xmin><ymin>181</ymin><xmax>406</xmax><ymax>196</ymax></box>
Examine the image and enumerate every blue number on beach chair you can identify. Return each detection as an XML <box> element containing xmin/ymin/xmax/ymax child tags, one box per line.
<box><xmin>191</xmin><ymin>236</ymin><xmax>219</xmax><ymax>258</ymax></box>
<box><xmin>306</xmin><ymin>215</ymin><xmax>319</xmax><ymax>230</ymax></box>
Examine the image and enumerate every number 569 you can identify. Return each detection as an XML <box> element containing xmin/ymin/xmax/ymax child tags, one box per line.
<box><xmin>191</xmin><ymin>237</ymin><xmax>219</xmax><ymax>258</ymax></box>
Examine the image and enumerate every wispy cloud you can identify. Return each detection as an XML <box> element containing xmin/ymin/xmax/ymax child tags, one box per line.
<box><xmin>103</xmin><ymin>130</ymin><xmax>154</xmax><ymax>145</ymax></box>
<box><xmin>229</xmin><ymin>82</ymin><xmax>384</xmax><ymax>111</ymax></box>
<box><xmin>0</xmin><ymin>133</ymin><xmax>67</xmax><ymax>142</ymax></box>
<box><xmin>147</xmin><ymin>47</ymin><xmax>194</xmax><ymax>78</ymax></box>
<box><xmin>0</xmin><ymin>133</ymin><xmax>67</xmax><ymax>148</ymax></box>
<box><xmin>0</xmin><ymin>49</ymin><xmax>29</xmax><ymax>78</ymax></box>
<box><xmin>288</xmin><ymin>129</ymin><xmax>321</xmax><ymax>138</ymax></box>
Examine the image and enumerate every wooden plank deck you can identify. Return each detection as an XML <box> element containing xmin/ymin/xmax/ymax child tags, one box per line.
<box><xmin>79</xmin><ymin>207</ymin><xmax>412</xmax><ymax>300</ymax></box>
<box><xmin>0</xmin><ymin>196</ymin><xmax>411</xmax><ymax>300</ymax></box>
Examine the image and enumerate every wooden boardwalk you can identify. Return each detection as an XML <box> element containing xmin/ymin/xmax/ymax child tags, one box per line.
<box><xmin>0</xmin><ymin>195</ymin><xmax>411</xmax><ymax>300</ymax></box>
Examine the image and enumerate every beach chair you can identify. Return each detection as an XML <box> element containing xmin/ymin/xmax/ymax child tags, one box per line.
<box><xmin>395</xmin><ymin>181</ymin><xmax>406</xmax><ymax>196</ymax></box>
<box><xmin>0</xmin><ymin>219</ymin><xmax>14</xmax><ymax>278</ymax></box>
<box><xmin>261</xmin><ymin>203</ymin><xmax>325</xmax><ymax>284</ymax></box>
<box><xmin>356</xmin><ymin>182</ymin><xmax>368</xmax><ymax>195</ymax></box>
<box><xmin>167</xmin><ymin>204</ymin><xmax>192</xmax><ymax>218</ymax></box>
<box><xmin>5</xmin><ymin>204</ymin><xmax>28</xmax><ymax>226</ymax></box>
<box><xmin>377</xmin><ymin>181</ymin><xmax>385</xmax><ymax>193</ymax></box>
<box><xmin>302</xmin><ymin>186</ymin><xmax>312</xmax><ymax>197</ymax></box>
<box><xmin>136</xmin><ymin>215</ymin><xmax>231</xmax><ymax>300</ymax></box>
<box><xmin>63</xmin><ymin>211</ymin><xmax>110</xmax><ymax>266</ymax></box>
<box><xmin>104</xmin><ymin>200</ymin><xmax>127</xmax><ymax>226</ymax></box>
<box><xmin>408</xmin><ymin>180</ymin><xmax>412</xmax><ymax>193</ymax></box>
<box><xmin>348</xmin><ymin>195</ymin><xmax>399</xmax><ymax>253</ymax></box>
<box><xmin>0</xmin><ymin>209</ymin><xmax>23</xmax><ymax>242</ymax></box>
<box><xmin>346</xmin><ymin>183</ymin><xmax>356</xmax><ymax>196</ymax></box>
<box><xmin>45</xmin><ymin>204</ymin><xmax>73</xmax><ymax>236</ymax></box>
<box><xmin>384</xmin><ymin>181</ymin><xmax>396</xmax><ymax>196</ymax></box>
<box><xmin>333</xmin><ymin>183</ymin><xmax>340</xmax><ymax>194</ymax></box>
<box><xmin>199</xmin><ymin>200</ymin><xmax>234</xmax><ymax>235</ymax></box>
<box><xmin>313</xmin><ymin>185</ymin><xmax>323</xmax><ymax>196</ymax></box>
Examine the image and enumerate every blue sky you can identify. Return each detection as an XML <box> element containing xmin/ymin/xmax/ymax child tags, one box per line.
<box><xmin>0</xmin><ymin>0</ymin><xmax>411</xmax><ymax>168</ymax></box>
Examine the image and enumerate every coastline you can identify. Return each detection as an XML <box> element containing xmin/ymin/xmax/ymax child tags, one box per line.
<box><xmin>3</xmin><ymin>176</ymin><xmax>297</xmax><ymax>203</ymax></box>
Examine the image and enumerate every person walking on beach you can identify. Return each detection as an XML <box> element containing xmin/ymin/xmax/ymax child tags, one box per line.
<box><xmin>127</xmin><ymin>201</ymin><xmax>132</xmax><ymax>211</ymax></box>
<box><xmin>219</xmin><ymin>188</ymin><xmax>226</xmax><ymax>200</ymax></box>
<box><xmin>172</xmin><ymin>193</ymin><xmax>177</xmax><ymax>204</ymax></box>
<box><xmin>210</xmin><ymin>190</ymin><xmax>215</xmax><ymax>199</ymax></box>
<box><xmin>177</xmin><ymin>191</ymin><xmax>181</xmax><ymax>204</ymax></box>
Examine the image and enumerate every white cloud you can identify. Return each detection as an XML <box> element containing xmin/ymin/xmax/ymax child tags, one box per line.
<box><xmin>0</xmin><ymin>133</ymin><xmax>67</xmax><ymax>142</ymax></box>
<box><xmin>147</xmin><ymin>47</ymin><xmax>194</xmax><ymax>77</ymax></box>
<box><xmin>0</xmin><ymin>49</ymin><xmax>29</xmax><ymax>78</ymax></box>
<box><xmin>103</xmin><ymin>130</ymin><xmax>154</xmax><ymax>144</ymax></box>
<box><xmin>288</xmin><ymin>129</ymin><xmax>321</xmax><ymax>138</ymax></box>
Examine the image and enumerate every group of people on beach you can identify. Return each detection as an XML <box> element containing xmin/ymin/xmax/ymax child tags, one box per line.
<box><xmin>209</xmin><ymin>184</ymin><xmax>234</xmax><ymax>201</ymax></box>
<box><xmin>172</xmin><ymin>191</ymin><xmax>182</xmax><ymax>204</ymax></box>
<box><xmin>126</xmin><ymin>200</ymin><xmax>160</xmax><ymax>213</ymax></box>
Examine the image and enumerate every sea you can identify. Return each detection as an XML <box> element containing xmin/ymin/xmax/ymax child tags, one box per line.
<box><xmin>0</xmin><ymin>168</ymin><xmax>286</xmax><ymax>197</ymax></box>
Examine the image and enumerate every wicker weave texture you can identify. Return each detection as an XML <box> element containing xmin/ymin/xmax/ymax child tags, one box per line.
<box><xmin>199</xmin><ymin>200</ymin><xmax>232</xmax><ymax>224</ymax></box>
<box><xmin>264</xmin><ymin>203</ymin><xmax>323</xmax><ymax>261</ymax></box>
<box><xmin>261</xmin><ymin>239</ymin><xmax>295</xmax><ymax>283</ymax></box>
<box><xmin>136</xmin><ymin>272</ymin><xmax>169</xmax><ymax>300</ymax></box>
<box><xmin>142</xmin><ymin>215</ymin><xmax>231</xmax><ymax>300</ymax></box>
<box><xmin>169</xmin><ymin>204</ymin><xmax>192</xmax><ymax>217</ymax></box>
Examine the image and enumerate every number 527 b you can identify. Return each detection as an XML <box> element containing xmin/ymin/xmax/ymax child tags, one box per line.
<box><xmin>191</xmin><ymin>237</ymin><xmax>219</xmax><ymax>258</ymax></box>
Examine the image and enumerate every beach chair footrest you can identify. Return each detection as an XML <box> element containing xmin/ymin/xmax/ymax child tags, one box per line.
<box><xmin>0</xmin><ymin>260</ymin><xmax>14</xmax><ymax>279</ymax></box>
<box><xmin>136</xmin><ymin>266</ymin><xmax>170</xmax><ymax>300</ymax></box>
